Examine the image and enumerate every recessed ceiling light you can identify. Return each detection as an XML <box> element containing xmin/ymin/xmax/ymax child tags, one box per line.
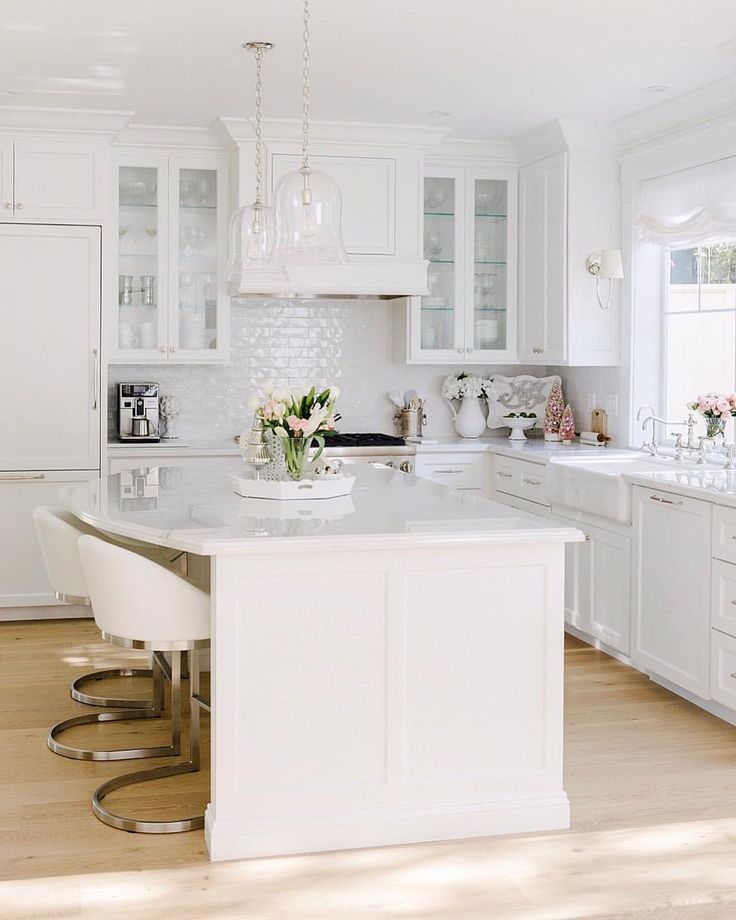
<box><xmin>427</xmin><ymin>110</ymin><xmax>451</xmax><ymax>118</ymax></box>
<box><xmin>640</xmin><ymin>85</ymin><xmax>669</xmax><ymax>94</ymax></box>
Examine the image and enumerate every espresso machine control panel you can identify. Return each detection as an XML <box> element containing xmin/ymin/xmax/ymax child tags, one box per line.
<box><xmin>118</xmin><ymin>382</ymin><xmax>160</xmax><ymax>442</ymax></box>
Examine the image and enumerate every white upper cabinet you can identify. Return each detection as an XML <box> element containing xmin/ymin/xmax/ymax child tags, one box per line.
<box><xmin>0</xmin><ymin>137</ymin><xmax>106</xmax><ymax>221</ymax></box>
<box><xmin>407</xmin><ymin>163</ymin><xmax>518</xmax><ymax>364</ymax></box>
<box><xmin>518</xmin><ymin>153</ymin><xmax>567</xmax><ymax>363</ymax></box>
<box><xmin>108</xmin><ymin>152</ymin><xmax>229</xmax><ymax>364</ymax></box>
<box><xmin>516</xmin><ymin>124</ymin><xmax>621</xmax><ymax>366</ymax></box>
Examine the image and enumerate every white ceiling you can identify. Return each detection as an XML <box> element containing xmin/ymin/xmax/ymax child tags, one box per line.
<box><xmin>2</xmin><ymin>0</ymin><xmax>736</xmax><ymax>139</ymax></box>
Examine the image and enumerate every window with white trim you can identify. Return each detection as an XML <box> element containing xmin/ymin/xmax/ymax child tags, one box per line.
<box><xmin>663</xmin><ymin>242</ymin><xmax>736</xmax><ymax>430</ymax></box>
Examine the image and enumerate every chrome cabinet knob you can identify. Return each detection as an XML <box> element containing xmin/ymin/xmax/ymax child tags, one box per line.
<box><xmin>16</xmin><ymin>202</ymin><xmax>23</xmax><ymax>209</ymax></box>
<box><xmin>169</xmin><ymin>346</ymin><xmax>176</xmax><ymax>353</ymax></box>
<box><xmin>3</xmin><ymin>202</ymin><xmax>11</xmax><ymax>209</ymax></box>
<box><xmin>457</xmin><ymin>347</ymin><xmax>465</xmax><ymax>354</ymax></box>
<box><xmin>399</xmin><ymin>461</ymin><xmax>412</xmax><ymax>473</ymax></box>
<box><xmin>467</xmin><ymin>346</ymin><xmax>474</xmax><ymax>353</ymax></box>
<box><xmin>159</xmin><ymin>346</ymin><xmax>166</xmax><ymax>353</ymax></box>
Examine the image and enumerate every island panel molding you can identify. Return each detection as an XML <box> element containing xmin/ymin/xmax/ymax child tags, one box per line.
<box><xmin>206</xmin><ymin>541</ymin><xmax>568</xmax><ymax>861</ymax></box>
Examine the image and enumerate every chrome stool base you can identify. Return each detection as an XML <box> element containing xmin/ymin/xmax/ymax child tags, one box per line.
<box><xmin>91</xmin><ymin>650</ymin><xmax>209</xmax><ymax>835</ymax></box>
<box><xmin>47</xmin><ymin>653</ymin><xmax>180</xmax><ymax>763</ymax></box>
<box><xmin>92</xmin><ymin>761</ymin><xmax>204</xmax><ymax>834</ymax></box>
<box><xmin>71</xmin><ymin>667</ymin><xmax>155</xmax><ymax>709</ymax></box>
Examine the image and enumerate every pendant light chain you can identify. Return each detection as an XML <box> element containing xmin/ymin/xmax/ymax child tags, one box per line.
<box><xmin>300</xmin><ymin>0</ymin><xmax>311</xmax><ymax>171</ymax></box>
<box><xmin>253</xmin><ymin>44</ymin><xmax>265</xmax><ymax>206</ymax></box>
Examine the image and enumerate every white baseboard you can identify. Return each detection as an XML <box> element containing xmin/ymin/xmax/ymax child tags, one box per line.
<box><xmin>0</xmin><ymin>604</ymin><xmax>92</xmax><ymax>622</ymax></box>
<box><xmin>205</xmin><ymin>795</ymin><xmax>571</xmax><ymax>862</ymax></box>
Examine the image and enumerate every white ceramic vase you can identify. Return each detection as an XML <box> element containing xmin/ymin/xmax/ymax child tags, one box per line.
<box><xmin>449</xmin><ymin>397</ymin><xmax>487</xmax><ymax>439</ymax></box>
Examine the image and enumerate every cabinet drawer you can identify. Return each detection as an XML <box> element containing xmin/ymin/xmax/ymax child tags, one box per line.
<box><xmin>712</xmin><ymin>558</ymin><xmax>736</xmax><ymax>638</ymax></box>
<box><xmin>415</xmin><ymin>453</ymin><xmax>484</xmax><ymax>490</ymax></box>
<box><xmin>515</xmin><ymin>459</ymin><xmax>547</xmax><ymax>504</ymax></box>
<box><xmin>492</xmin><ymin>455</ymin><xmax>549</xmax><ymax>506</ymax></box>
<box><xmin>713</xmin><ymin>505</ymin><xmax>736</xmax><ymax>565</ymax></box>
<box><xmin>493</xmin><ymin>490</ymin><xmax>552</xmax><ymax>517</ymax></box>
<box><xmin>711</xmin><ymin>629</ymin><xmax>736</xmax><ymax>710</ymax></box>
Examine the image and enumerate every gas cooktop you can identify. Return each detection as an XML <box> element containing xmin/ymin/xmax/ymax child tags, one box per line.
<box><xmin>325</xmin><ymin>432</ymin><xmax>406</xmax><ymax>448</ymax></box>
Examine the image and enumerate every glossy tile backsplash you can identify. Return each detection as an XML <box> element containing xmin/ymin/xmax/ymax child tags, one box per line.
<box><xmin>108</xmin><ymin>300</ymin><xmax>596</xmax><ymax>441</ymax></box>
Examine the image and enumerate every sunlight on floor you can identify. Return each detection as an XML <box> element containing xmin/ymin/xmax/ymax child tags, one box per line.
<box><xmin>4</xmin><ymin>817</ymin><xmax>736</xmax><ymax>919</ymax></box>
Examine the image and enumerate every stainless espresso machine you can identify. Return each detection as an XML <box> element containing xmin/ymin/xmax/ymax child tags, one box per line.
<box><xmin>118</xmin><ymin>382</ymin><xmax>161</xmax><ymax>442</ymax></box>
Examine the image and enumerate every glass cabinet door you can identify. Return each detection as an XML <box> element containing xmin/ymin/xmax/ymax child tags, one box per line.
<box><xmin>413</xmin><ymin>170</ymin><xmax>464</xmax><ymax>359</ymax></box>
<box><xmin>171</xmin><ymin>165</ymin><xmax>221</xmax><ymax>357</ymax></box>
<box><xmin>468</xmin><ymin>171</ymin><xmax>516</xmax><ymax>360</ymax></box>
<box><xmin>116</xmin><ymin>164</ymin><xmax>166</xmax><ymax>358</ymax></box>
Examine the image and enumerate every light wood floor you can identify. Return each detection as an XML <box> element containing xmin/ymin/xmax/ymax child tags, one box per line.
<box><xmin>3</xmin><ymin>620</ymin><xmax>736</xmax><ymax>919</ymax></box>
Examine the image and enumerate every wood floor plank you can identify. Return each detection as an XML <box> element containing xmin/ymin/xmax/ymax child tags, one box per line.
<box><xmin>4</xmin><ymin>619</ymin><xmax>736</xmax><ymax>919</ymax></box>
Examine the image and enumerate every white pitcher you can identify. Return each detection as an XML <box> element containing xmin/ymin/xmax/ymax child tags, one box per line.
<box><xmin>448</xmin><ymin>397</ymin><xmax>487</xmax><ymax>439</ymax></box>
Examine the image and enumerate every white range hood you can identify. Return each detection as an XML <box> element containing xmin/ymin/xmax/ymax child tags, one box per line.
<box><xmin>219</xmin><ymin>118</ymin><xmax>447</xmax><ymax>300</ymax></box>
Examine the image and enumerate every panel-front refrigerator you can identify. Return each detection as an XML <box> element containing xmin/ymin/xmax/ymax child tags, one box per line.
<box><xmin>0</xmin><ymin>224</ymin><xmax>101</xmax><ymax>614</ymax></box>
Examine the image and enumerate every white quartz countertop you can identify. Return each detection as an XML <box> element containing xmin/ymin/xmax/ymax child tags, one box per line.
<box><xmin>107</xmin><ymin>438</ymin><xmax>239</xmax><ymax>456</ymax></box>
<box><xmin>415</xmin><ymin>436</ymin><xmax>630</xmax><ymax>462</ymax></box>
<box><xmin>66</xmin><ymin>462</ymin><xmax>583</xmax><ymax>555</ymax></box>
<box><xmin>623</xmin><ymin>468</ymin><xmax>736</xmax><ymax>510</ymax></box>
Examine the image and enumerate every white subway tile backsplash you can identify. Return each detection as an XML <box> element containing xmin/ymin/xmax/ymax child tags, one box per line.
<box><xmin>109</xmin><ymin>300</ymin><xmax>578</xmax><ymax>441</ymax></box>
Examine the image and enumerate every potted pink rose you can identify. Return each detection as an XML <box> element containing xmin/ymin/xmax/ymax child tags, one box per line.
<box><xmin>688</xmin><ymin>393</ymin><xmax>736</xmax><ymax>440</ymax></box>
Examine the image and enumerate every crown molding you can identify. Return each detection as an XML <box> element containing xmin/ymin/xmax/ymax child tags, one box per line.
<box><xmin>218</xmin><ymin>117</ymin><xmax>450</xmax><ymax>150</ymax></box>
<box><xmin>0</xmin><ymin>105</ymin><xmax>132</xmax><ymax>137</ymax></box>
<box><xmin>512</xmin><ymin>119</ymin><xmax>618</xmax><ymax>165</ymax></box>
<box><xmin>114</xmin><ymin>123</ymin><xmax>225</xmax><ymax>150</ymax></box>
<box><xmin>616</xmin><ymin>75</ymin><xmax>736</xmax><ymax>154</ymax></box>
<box><xmin>429</xmin><ymin>137</ymin><xmax>517</xmax><ymax>165</ymax></box>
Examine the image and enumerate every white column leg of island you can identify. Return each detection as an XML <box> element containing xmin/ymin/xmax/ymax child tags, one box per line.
<box><xmin>205</xmin><ymin>541</ymin><xmax>569</xmax><ymax>861</ymax></box>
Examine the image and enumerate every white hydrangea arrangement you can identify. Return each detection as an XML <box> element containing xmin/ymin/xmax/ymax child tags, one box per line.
<box><xmin>441</xmin><ymin>373</ymin><xmax>493</xmax><ymax>400</ymax></box>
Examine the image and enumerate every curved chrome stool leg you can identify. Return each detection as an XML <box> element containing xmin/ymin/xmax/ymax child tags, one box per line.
<box><xmin>70</xmin><ymin>667</ymin><xmax>154</xmax><ymax>708</ymax></box>
<box><xmin>93</xmin><ymin>651</ymin><xmax>209</xmax><ymax>834</ymax></box>
<box><xmin>70</xmin><ymin>651</ymin><xmax>172</xmax><ymax>708</ymax></box>
<box><xmin>47</xmin><ymin>654</ymin><xmax>179</xmax><ymax>762</ymax></box>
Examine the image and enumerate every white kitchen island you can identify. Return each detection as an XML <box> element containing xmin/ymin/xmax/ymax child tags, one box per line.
<box><xmin>65</xmin><ymin>462</ymin><xmax>583</xmax><ymax>862</ymax></box>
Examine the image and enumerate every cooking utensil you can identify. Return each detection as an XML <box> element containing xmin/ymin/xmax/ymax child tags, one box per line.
<box><xmin>387</xmin><ymin>391</ymin><xmax>404</xmax><ymax>410</ymax></box>
<box><xmin>404</xmin><ymin>389</ymin><xmax>418</xmax><ymax>408</ymax></box>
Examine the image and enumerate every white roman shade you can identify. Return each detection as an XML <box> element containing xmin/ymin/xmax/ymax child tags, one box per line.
<box><xmin>636</xmin><ymin>156</ymin><xmax>736</xmax><ymax>247</ymax></box>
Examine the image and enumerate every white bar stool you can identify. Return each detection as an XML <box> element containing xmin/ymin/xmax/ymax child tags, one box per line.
<box><xmin>34</xmin><ymin>505</ymin><xmax>165</xmax><ymax>712</ymax></box>
<box><xmin>78</xmin><ymin>534</ymin><xmax>210</xmax><ymax>834</ymax></box>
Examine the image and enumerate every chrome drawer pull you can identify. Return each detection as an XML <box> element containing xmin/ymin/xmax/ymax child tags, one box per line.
<box><xmin>649</xmin><ymin>494</ymin><xmax>684</xmax><ymax>506</ymax></box>
<box><xmin>0</xmin><ymin>473</ymin><xmax>46</xmax><ymax>481</ymax></box>
<box><xmin>497</xmin><ymin>471</ymin><xmax>513</xmax><ymax>479</ymax></box>
<box><xmin>523</xmin><ymin>478</ymin><xmax>541</xmax><ymax>486</ymax></box>
<box><xmin>435</xmin><ymin>468</ymin><xmax>464</xmax><ymax>474</ymax></box>
<box><xmin>730</xmin><ymin>672</ymin><xmax>736</xmax><ymax>680</ymax></box>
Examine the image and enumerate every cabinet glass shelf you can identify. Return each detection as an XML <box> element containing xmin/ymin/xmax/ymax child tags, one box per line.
<box><xmin>474</xmin><ymin>213</ymin><xmax>507</xmax><ymax>219</ymax></box>
<box><xmin>474</xmin><ymin>260</ymin><xmax>507</xmax><ymax>265</ymax></box>
<box><xmin>421</xmin><ymin>306</ymin><xmax>454</xmax><ymax>312</ymax></box>
<box><xmin>120</xmin><ymin>203</ymin><xmax>216</xmax><ymax>211</ymax></box>
<box><xmin>424</xmin><ymin>211</ymin><xmax>456</xmax><ymax>218</ymax></box>
<box><xmin>474</xmin><ymin>307</ymin><xmax>507</xmax><ymax>313</ymax></box>
<box><xmin>427</xmin><ymin>259</ymin><xmax>454</xmax><ymax>264</ymax></box>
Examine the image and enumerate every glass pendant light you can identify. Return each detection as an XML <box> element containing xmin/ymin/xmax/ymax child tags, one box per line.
<box><xmin>272</xmin><ymin>0</ymin><xmax>348</xmax><ymax>265</ymax></box>
<box><xmin>225</xmin><ymin>41</ymin><xmax>287</xmax><ymax>294</ymax></box>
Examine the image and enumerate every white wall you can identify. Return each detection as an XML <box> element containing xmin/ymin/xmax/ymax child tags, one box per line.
<box><xmin>109</xmin><ymin>300</ymin><xmax>540</xmax><ymax>441</ymax></box>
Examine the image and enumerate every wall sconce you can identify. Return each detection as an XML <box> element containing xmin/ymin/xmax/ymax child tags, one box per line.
<box><xmin>586</xmin><ymin>249</ymin><xmax>624</xmax><ymax>310</ymax></box>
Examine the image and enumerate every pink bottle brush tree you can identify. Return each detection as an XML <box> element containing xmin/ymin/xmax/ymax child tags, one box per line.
<box><xmin>543</xmin><ymin>381</ymin><xmax>564</xmax><ymax>442</ymax></box>
<box><xmin>560</xmin><ymin>404</ymin><xmax>576</xmax><ymax>443</ymax></box>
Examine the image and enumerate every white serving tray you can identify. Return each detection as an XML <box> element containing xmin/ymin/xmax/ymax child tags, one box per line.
<box><xmin>232</xmin><ymin>473</ymin><xmax>356</xmax><ymax>501</ymax></box>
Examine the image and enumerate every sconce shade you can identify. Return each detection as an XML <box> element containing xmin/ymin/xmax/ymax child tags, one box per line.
<box><xmin>598</xmin><ymin>249</ymin><xmax>624</xmax><ymax>279</ymax></box>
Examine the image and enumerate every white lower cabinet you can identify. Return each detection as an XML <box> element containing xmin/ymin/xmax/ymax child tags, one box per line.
<box><xmin>711</xmin><ymin>630</ymin><xmax>736</xmax><ymax>710</ymax></box>
<box><xmin>414</xmin><ymin>452</ymin><xmax>486</xmax><ymax>492</ymax></box>
<box><xmin>0</xmin><ymin>471</ymin><xmax>97</xmax><ymax>610</ymax></box>
<box><xmin>632</xmin><ymin>486</ymin><xmax>712</xmax><ymax>698</ymax></box>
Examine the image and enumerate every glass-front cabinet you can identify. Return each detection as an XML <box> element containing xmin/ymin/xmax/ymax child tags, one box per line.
<box><xmin>109</xmin><ymin>154</ymin><xmax>229</xmax><ymax>363</ymax></box>
<box><xmin>408</xmin><ymin>165</ymin><xmax>517</xmax><ymax>363</ymax></box>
